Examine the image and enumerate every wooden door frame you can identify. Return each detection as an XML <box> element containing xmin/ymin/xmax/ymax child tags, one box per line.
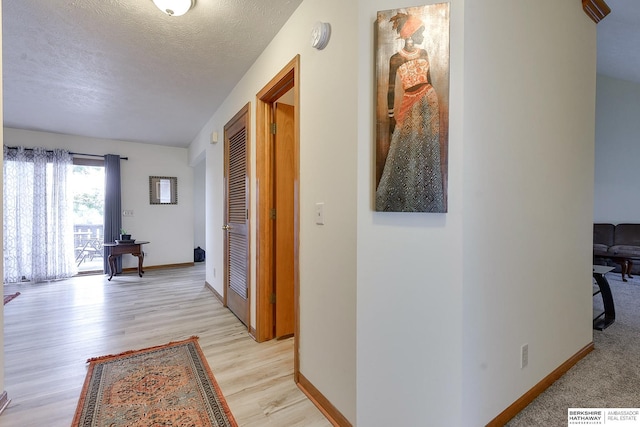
<box><xmin>255</xmin><ymin>55</ymin><xmax>300</xmax><ymax>376</ymax></box>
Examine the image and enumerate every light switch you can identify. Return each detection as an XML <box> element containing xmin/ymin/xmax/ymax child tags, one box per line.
<box><xmin>315</xmin><ymin>202</ymin><xmax>325</xmax><ymax>225</ymax></box>
<box><xmin>122</xmin><ymin>210</ymin><xmax>134</xmax><ymax>217</ymax></box>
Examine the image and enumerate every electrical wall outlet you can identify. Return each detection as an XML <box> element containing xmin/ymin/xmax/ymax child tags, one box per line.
<box><xmin>315</xmin><ymin>202</ymin><xmax>325</xmax><ymax>225</ymax></box>
<box><xmin>521</xmin><ymin>343</ymin><xmax>529</xmax><ymax>369</ymax></box>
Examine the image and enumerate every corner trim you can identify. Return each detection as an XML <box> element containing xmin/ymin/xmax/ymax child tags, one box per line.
<box><xmin>297</xmin><ymin>373</ymin><xmax>351</xmax><ymax>427</ymax></box>
<box><xmin>0</xmin><ymin>391</ymin><xmax>11</xmax><ymax>416</ymax></box>
<box><xmin>486</xmin><ymin>342</ymin><xmax>594</xmax><ymax>426</ymax></box>
<box><xmin>205</xmin><ymin>281</ymin><xmax>224</xmax><ymax>304</ymax></box>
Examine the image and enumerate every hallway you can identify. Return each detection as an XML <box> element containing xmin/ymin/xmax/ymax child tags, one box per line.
<box><xmin>2</xmin><ymin>264</ymin><xmax>330</xmax><ymax>426</ymax></box>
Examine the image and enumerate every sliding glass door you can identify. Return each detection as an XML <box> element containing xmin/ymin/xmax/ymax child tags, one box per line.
<box><xmin>72</xmin><ymin>160</ymin><xmax>105</xmax><ymax>273</ymax></box>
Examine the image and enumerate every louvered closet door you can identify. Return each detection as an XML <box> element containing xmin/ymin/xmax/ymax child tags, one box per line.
<box><xmin>223</xmin><ymin>105</ymin><xmax>249</xmax><ymax>326</ymax></box>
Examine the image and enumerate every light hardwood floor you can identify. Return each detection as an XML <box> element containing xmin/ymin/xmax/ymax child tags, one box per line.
<box><xmin>1</xmin><ymin>264</ymin><xmax>332</xmax><ymax>426</ymax></box>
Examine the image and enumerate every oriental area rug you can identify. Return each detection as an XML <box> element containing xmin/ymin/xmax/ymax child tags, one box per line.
<box><xmin>72</xmin><ymin>336</ymin><xmax>238</xmax><ymax>427</ymax></box>
<box><xmin>3</xmin><ymin>292</ymin><xmax>20</xmax><ymax>305</ymax></box>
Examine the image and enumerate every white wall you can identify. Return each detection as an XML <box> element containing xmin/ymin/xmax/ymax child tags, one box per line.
<box><xmin>193</xmin><ymin>158</ymin><xmax>206</xmax><ymax>251</ymax></box>
<box><xmin>594</xmin><ymin>74</ymin><xmax>640</xmax><ymax>223</ymax></box>
<box><xmin>188</xmin><ymin>0</ymin><xmax>597</xmax><ymax>424</ymax></box>
<box><xmin>461</xmin><ymin>1</ymin><xmax>595</xmax><ymax>424</ymax></box>
<box><xmin>4</xmin><ymin>128</ymin><xmax>195</xmax><ymax>269</ymax></box>
<box><xmin>358</xmin><ymin>0</ymin><xmax>596</xmax><ymax>426</ymax></box>
<box><xmin>357</xmin><ymin>1</ymin><xmax>464</xmax><ymax>425</ymax></box>
<box><xmin>189</xmin><ymin>0</ymin><xmax>358</xmax><ymax>422</ymax></box>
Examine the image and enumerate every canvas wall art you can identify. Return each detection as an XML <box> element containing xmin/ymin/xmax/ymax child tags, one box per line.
<box><xmin>375</xmin><ymin>3</ymin><xmax>450</xmax><ymax>213</ymax></box>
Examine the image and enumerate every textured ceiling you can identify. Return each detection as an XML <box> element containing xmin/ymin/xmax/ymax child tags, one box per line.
<box><xmin>2</xmin><ymin>1</ymin><xmax>637</xmax><ymax>148</ymax></box>
<box><xmin>2</xmin><ymin>0</ymin><xmax>302</xmax><ymax>147</ymax></box>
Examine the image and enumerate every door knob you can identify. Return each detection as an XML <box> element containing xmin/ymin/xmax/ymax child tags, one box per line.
<box><xmin>222</xmin><ymin>224</ymin><xmax>232</xmax><ymax>230</ymax></box>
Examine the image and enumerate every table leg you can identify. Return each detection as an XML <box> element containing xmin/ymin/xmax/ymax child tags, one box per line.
<box><xmin>617</xmin><ymin>259</ymin><xmax>633</xmax><ymax>281</ymax></box>
<box><xmin>593</xmin><ymin>271</ymin><xmax>616</xmax><ymax>330</ymax></box>
<box><xmin>107</xmin><ymin>255</ymin><xmax>116</xmax><ymax>281</ymax></box>
<box><xmin>133</xmin><ymin>252</ymin><xmax>145</xmax><ymax>277</ymax></box>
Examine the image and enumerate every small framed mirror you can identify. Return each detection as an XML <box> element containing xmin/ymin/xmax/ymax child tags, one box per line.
<box><xmin>149</xmin><ymin>176</ymin><xmax>178</xmax><ymax>205</ymax></box>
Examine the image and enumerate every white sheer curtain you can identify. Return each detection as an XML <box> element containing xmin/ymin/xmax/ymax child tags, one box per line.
<box><xmin>3</xmin><ymin>146</ymin><xmax>77</xmax><ymax>283</ymax></box>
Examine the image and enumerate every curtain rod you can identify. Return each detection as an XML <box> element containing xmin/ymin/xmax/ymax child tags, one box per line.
<box><xmin>5</xmin><ymin>146</ymin><xmax>128</xmax><ymax>160</ymax></box>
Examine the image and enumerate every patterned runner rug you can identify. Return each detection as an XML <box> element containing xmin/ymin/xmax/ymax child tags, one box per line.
<box><xmin>72</xmin><ymin>336</ymin><xmax>237</xmax><ymax>426</ymax></box>
<box><xmin>3</xmin><ymin>292</ymin><xmax>20</xmax><ymax>305</ymax></box>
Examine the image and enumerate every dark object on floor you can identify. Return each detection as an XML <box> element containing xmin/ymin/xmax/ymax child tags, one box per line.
<box><xmin>194</xmin><ymin>246</ymin><xmax>205</xmax><ymax>262</ymax></box>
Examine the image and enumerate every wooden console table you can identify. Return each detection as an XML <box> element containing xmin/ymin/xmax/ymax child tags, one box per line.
<box><xmin>103</xmin><ymin>241</ymin><xmax>149</xmax><ymax>281</ymax></box>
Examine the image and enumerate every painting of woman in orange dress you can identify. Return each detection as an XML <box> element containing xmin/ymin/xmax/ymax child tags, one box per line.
<box><xmin>375</xmin><ymin>4</ymin><xmax>450</xmax><ymax>212</ymax></box>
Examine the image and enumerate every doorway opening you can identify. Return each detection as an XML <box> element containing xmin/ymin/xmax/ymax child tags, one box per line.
<box><xmin>255</xmin><ymin>55</ymin><xmax>300</xmax><ymax>375</ymax></box>
<box><xmin>72</xmin><ymin>158</ymin><xmax>105</xmax><ymax>273</ymax></box>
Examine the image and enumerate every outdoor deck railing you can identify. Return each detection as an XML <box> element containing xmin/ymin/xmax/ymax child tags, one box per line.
<box><xmin>74</xmin><ymin>224</ymin><xmax>104</xmax><ymax>269</ymax></box>
<box><xmin>73</xmin><ymin>224</ymin><xmax>103</xmax><ymax>245</ymax></box>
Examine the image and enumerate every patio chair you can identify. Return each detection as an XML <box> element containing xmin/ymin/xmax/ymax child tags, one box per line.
<box><xmin>77</xmin><ymin>239</ymin><xmax>104</xmax><ymax>266</ymax></box>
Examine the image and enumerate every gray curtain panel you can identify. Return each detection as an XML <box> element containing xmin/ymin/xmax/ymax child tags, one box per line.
<box><xmin>103</xmin><ymin>154</ymin><xmax>122</xmax><ymax>274</ymax></box>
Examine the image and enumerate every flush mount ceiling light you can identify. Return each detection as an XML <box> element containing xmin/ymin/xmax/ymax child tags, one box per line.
<box><xmin>152</xmin><ymin>0</ymin><xmax>195</xmax><ymax>17</ymax></box>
